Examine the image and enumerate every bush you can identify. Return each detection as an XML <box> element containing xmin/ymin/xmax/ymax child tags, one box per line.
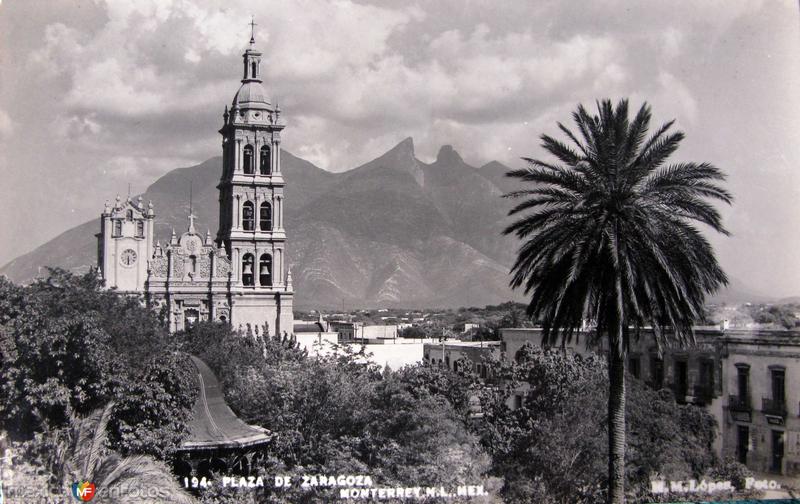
<box><xmin>707</xmin><ymin>457</ymin><xmax>763</xmax><ymax>498</ymax></box>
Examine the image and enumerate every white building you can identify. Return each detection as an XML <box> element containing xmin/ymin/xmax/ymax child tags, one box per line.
<box><xmin>97</xmin><ymin>34</ymin><xmax>294</xmax><ymax>335</ymax></box>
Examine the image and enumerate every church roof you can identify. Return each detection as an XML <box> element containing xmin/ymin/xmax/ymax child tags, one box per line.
<box><xmin>233</xmin><ymin>81</ymin><xmax>270</xmax><ymax>109</ymax></box>
<box><xmin>178</xmin><ymin>356</ymin><xmax>271</xmax><ymax>452</ymax></box>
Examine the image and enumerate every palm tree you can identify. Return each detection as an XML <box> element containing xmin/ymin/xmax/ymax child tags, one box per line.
<box><xmin>503</xmin><ymin>99</ymin><xmax>731</xmax><ymax>503</ymax></box>
<box><xmin>47</xmin><ymin>403</ymin><xmax>196</xmax><ymax>504</ymax></box>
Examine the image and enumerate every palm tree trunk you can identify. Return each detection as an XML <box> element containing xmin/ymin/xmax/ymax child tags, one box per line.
<box><xmin>607</xmin><ymin>335</ymin><xmax>626</xmax><ymax>503</ymax></box>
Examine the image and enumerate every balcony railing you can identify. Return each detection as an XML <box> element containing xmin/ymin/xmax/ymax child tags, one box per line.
<box><xmin>762</xmin><ymin>398</ymin><xmax>787</xmax><ymax>417</ymax></box>
<box><xmin>728</xmin><ymin>395</ymin><xmax>751</xmax><ymax>412</ymax></box>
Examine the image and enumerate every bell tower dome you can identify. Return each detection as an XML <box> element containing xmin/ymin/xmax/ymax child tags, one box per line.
<box><xmin>215</xmin><ymin>24</ymin><xmax>293</xmax><ymax>336</ymax></box>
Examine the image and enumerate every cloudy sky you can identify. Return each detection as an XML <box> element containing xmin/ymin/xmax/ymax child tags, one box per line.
<box><xmin>0</xmin><ymin>0</ymin><xmax>799</xmax><ymax>296</ymax></box>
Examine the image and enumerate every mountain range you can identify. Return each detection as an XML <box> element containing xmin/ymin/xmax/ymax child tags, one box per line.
<box><xmin>0</xmin><ymin>138</ymin><xmax>781</xmax><ymax>308</ymax></box>
<box><xmin>0</xmin><ymin>138</ymin><xmax>526</xmax><ymax>308</ymax></box>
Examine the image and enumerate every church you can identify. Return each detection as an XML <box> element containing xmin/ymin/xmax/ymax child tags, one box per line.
<box><xmin>96</xmin><ymin>32</ymin><xmax>294</xmax><ymax>336</ymax></box>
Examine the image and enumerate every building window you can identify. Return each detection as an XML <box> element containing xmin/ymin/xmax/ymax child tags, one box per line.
<box><xmin>243</xmin><ymin>144</ymin><xmax>254</xmax><ymax>174</ymax></box>
<box><xmin>242</xmin><ymin>201</ymin><xmax>255</xmax><ymax>231</ymax></box>
<box><xmin>629</xmin><ymin>356</ymin><xmax>640</xmax><ymax>379</ymax></box>
<box><xmin>771</xmin><ymin>430</ymin><xmax>785</xmax><ymax>474</ymax></box>
<box><xmin>259</xmin><ymin>202</ymin><xmax>272</xmax><ymax>231</ymax></box>
<box><xmin>769</xmin><ymin>368</ymin><xmax>786</xmax><ymax>415</ymax></box>
<box><xmin>136</xmin><ymin>220</ymin><xmax>144</xmax><ymax>238</ymax></box>
<box><xmin>260</xmin><ymin>145</ymin><xmax>271</xmax><ymax>175</ymax></box>
<box><xmin>737</xmin><ymin>425</ymin><xmax>749</xmax><ymax>465</ymax></box>
<box><xmin>736</xmin><ymin>364</ymin><xmax>750</xmax><ymax>407</ymax></box>
<box><xmin>674</xmin><ymin>360</ymin><xmax>688</xmax><ymax>398</ymax></box>
<box><xmin>242</xmin><ymin>253</ymin><xmax>255</xmax><ymax>286</ymax></box>
<box><xmin>651</xmin><ymin>356</ymin><xmax>664</xmax><ymax>389</ymax></box>
<box><xmin>189</xmin><ymin>255</ymin><xmax>197</xmax><ymax>275</ymax></box>
<box><xmin>113</xmin><ymin>220</ymin><xmax>122</xmax><ymax>237</ymax></box>
<box><xmin>126</xmin><ymin>209</ymin><xmax>133</xmax><ymax>220</ymax></box>
<box><xmin>700</xmin><ymin>360</ymin><xmax>714</xmax><ymax>389</ymax></box>
<box><xmin>697</xmin><ymin>359</ymin><xmax>715</xmax><ymax>402</ymax></box>
<box><xmin>513</xmin><ymin>394</ymin><xmax>523</xmax><ymax>410</ymax></box>
<box><xmin>771</xmin><ymin>368</ymin><xmax>786</xmax><ymax>406</ymax></box>
<box><xmin>259</xmin><ymin>253</ymin><xmax>272</xmax><ymax>287</ymax></box>
<box><xmin>251</xmin><ymin>62</ymin><xmax>257</xmax><ymax>79</ymax></box>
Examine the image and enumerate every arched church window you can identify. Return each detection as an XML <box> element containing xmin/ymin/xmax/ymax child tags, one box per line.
<box><xmin>259</xmin><ymin>202</ymin><xmax>272</xmax><ymax>231</ymax></box>
<box><xmin>259</xmin><ymin>253</ymin><xmax>272</xmax><ymax>287</ymax></box>
<box><xmin>113</xmin><ymin>220</ymin><xmax>122</xmax><ymax>237</ymax></box>
<box><xmin>242</xmin><ymin>201</ymin><xmax>255</xmax><ymax>231</ymax></box>
<box><xmin>243</xmin><ymin>145</ymin><xmax>254</xmax><ymax>174</ymax></box>
<box><xmin>251</xmin><ymin>62</ymin><xmax>257</xmax><ymax>79</ymax></box>
<box><xmin>189</xmin><ymin>255</ymin><xmax>197</xmax><ymax>275</ymax></box>
<box><xmin>242</xmin><ymin>253</ymin><xmax>255</xmax><ymax>286</ymax></box>
<box><xmin>126</xmin><ymin>210</ymin><xmax>133</xmax><ymax>220</ymax></box>
<box><xmin>260</xmin><ymin>145</ymin><xmax>271</xmax><ymax>175</ymax></box>
<box><xmin>136</xmin><ymin>221</ymin><xmax>144</xmax><ymax>238</ymax></box>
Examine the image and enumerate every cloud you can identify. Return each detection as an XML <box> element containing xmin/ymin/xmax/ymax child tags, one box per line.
<box><xmin>0</xmin><ymin>109</ymin><xmax>13</xmax><ymax>140</ymax></box>
<box><xmin>1</xmin><ymin>0</ymin><xmax>799</xmax><ymax>295</ymax></box>
<box><xmin>18</xmin><ymin>0</ymin><xmax>713</xmax><ymax>171</ymax></box>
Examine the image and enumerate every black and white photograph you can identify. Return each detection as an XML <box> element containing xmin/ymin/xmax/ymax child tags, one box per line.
<box><xmin>0</xmin><ymin>1</ymin><xmax>799</xmax><ymax>503</ymax></box>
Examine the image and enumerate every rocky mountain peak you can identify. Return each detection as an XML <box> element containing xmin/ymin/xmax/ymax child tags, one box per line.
<box><xmin>435</xmin><ymin>144</ymin><xmax>463</xmax><ymax>165</ymax></box>
<box><xmin>380</xmin><ymin>136</ymin><xmax>416</xmax><ymax>162</ymax></box>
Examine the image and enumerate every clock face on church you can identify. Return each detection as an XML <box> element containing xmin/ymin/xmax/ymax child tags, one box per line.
<box><xmin>120</xmin><ymin>249</ymin><xmax>137</xmax><ymax>267</ymax></box>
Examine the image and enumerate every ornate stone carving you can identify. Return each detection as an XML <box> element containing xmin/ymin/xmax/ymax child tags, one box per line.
<box><xmin>150</xmin><ymin>257</ymin><xmax>169</xmax><ymax>278</ymax></box>
<box><xmin>197</xmin><ymin>255</ymin><xmax>211</xmax><ymax>277</ymax></box>
<box><xmin>216</xmin><ymin>257</ymin><xmax>231</xmax><ymax>277</ymax></box>
<box><xmin>173</xmin><ymin>257</ymin><xmax>185</xmax><ymax>278</ymax></box>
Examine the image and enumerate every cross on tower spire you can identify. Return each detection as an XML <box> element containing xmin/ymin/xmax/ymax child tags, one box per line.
<box><xmin>188</xmin><ymin>180</ymin><xmax>197</xmax><ymax>233</ymax></box>
<box><xmin>249</xmin><ymin>16</ymin><xmax>257</xmax><ymax>45</ymax></box>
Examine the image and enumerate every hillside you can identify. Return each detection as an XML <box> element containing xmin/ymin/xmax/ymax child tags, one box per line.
<box><xmin>4</xmin><ymin>137</ymin><xmax>778</xmax><ymax>309</ymax></box>
<box><xmin>1</xmin><ymin>139</ymin><xmax>526</xmax><ymax>308</ymax></box>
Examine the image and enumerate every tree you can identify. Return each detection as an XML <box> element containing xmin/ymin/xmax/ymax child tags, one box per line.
<box><xmin>0</xmin><ymin>269</ymin><xmax>195</xmax><ymax>461</ymax></box>
<box><xmin>503</xmin><ymin>100</ymin><xmax>731</xmax><ymax>503</ymax></box>
<box><xmin>108</xmin><ymin>352</ymin><xmax>197</xmax><ymax>459</ymax></box>
<box><xmin>30</xmin><ymin>403</ymin><xmax>196</xmax><ymax>503</ymax></box>
<box><xmin>177</xmin><ymin>322</ymin><xmax>493</xmax><ymax>503</ymax></box>
<box><xmin>477</xmin><ymin>345</ymin><xmax>719</xmax><ymax>504</ymax></box>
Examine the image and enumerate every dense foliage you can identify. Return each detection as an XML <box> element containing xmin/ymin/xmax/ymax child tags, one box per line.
<box><xmin>175</xmin><ymin>321</ymin><xmax>743</xmax><ymax>504</ymax></box>
<box><xmin>0</xmin><ymin>271</ymin><xmax>762</xmax><ymax>504</ymax></box>
<box><xmin>746</xmin><ymin>304</ymin><xmax>799</xmax><ymax>329</ymax></box>
<box><xmin>0</xmin><ymin>269</ymin><xmax>195</xmax><ymax>457</ymax></box>
<box><xmin>477</xmin><ymin>345</ymin><xmax>720</xmax><ymax>504</ymax></box>
<box><xmin>108</xmin><ymin>352</ymin><xmax>197</xmax><ymax>459</ymax></box>
<box><xmin>177</xmin><ymin>322</ymin><xmax>493</xmax><ymax>503</ymax></box>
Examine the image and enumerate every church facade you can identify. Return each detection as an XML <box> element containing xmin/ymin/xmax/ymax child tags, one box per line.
<box><xmin>97</xmin><ymin>34</ymin><xmax>294</xmax><ymax>335</ymax></box>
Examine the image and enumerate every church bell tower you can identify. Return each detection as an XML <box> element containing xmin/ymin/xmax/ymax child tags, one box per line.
<box><xmin>97</xmin><ymin>195</ymin><xmax>155</xmax><ymax>292</ymax></box>
<box><xmin>216</xmin><ymin>26</ymin><xmax>293</xmax><ymax>335</ymax></box>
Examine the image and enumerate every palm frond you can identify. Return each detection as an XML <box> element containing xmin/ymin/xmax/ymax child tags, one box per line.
<box><xmin>505</xmin><ymin>98</ymin><xmax>731</xmax><ymax>352</ymax></box>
